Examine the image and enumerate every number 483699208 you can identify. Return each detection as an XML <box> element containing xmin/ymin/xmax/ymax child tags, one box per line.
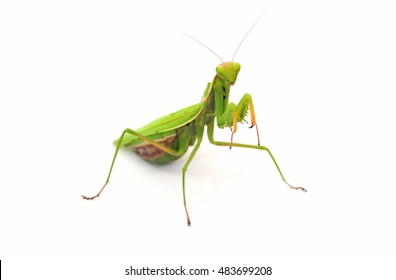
<box><xmin>82</xmin><ymin>19</ymin><xmax>307</xmax><ymax>226</ymax></box>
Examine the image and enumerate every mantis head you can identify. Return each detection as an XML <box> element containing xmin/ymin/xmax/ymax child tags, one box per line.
<box><xmin>216</xmin><ymin>62</ymin><xmax>241</xmax><ymax>85</ymax></box>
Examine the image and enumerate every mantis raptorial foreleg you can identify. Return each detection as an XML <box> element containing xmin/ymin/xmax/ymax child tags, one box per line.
<box><xmin>206</xmin><ymin>122</ymin><xmax>307</xmax><ymax>192</ymax></box>
<box><xmin>216</xmin><ymin>93</ymin><xmax>260</xmax><ymax>147</ymax></box>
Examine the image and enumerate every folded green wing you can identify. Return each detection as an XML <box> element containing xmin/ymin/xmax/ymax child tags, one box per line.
<box><xmin>115</xmin><ymin>102</ymin><xmax>204</xmax><ymax>146</ymax></box>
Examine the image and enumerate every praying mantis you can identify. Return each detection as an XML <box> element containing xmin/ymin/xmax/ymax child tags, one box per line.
<box><xmin>82</xmin><ymin>19</ymin><xmax>307</xmax><ymax>226</ymax></box>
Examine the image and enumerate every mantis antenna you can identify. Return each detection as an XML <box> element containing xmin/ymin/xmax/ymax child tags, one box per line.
<box><xmin>179</xmin><ymin>31</ymin><xmax>224</xmax><ymax>63</ymax></box>
<box><xmin>181</xmin><ymin>13</ymin><xmax>264</xmax><ymax>63</ymax></box>
<box><xmin>232</xmin><ymin>13</ymin><xmax>265</xmax><ymax>61</ymax></box>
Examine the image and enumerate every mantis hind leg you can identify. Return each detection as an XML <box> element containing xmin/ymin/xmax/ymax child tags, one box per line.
<box><xmin>207</xmin><ymin>122</ymin><xmax>306</xmax><ymax>192</ymax></box>
<box><xmin>181</xmin><ymin>121</ymin><xmax>205</xmax><ymax>226</ymax></box>
<box><xmin>81</xmin><ymin>128</ymin><xmax>187</xmax><ymax>200</ymax></box>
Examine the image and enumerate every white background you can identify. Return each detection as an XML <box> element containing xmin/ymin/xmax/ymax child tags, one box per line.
<box><xmin>1</xmin><ymin>0</ymin><xmax>396</xmax><ymax>278</ymax></box>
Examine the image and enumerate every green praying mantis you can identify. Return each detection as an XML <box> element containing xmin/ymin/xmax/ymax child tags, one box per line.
<box><xmin>82</xmin><ymin>20</ymin><xmax>307</xmax><ymax>226</ymax></box>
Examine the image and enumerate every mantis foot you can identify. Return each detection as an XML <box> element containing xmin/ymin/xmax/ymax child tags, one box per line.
<box><xmin>286</xmin><ymin>182</ymin><xmax>307</xmax><ymax>192</ymax></box>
